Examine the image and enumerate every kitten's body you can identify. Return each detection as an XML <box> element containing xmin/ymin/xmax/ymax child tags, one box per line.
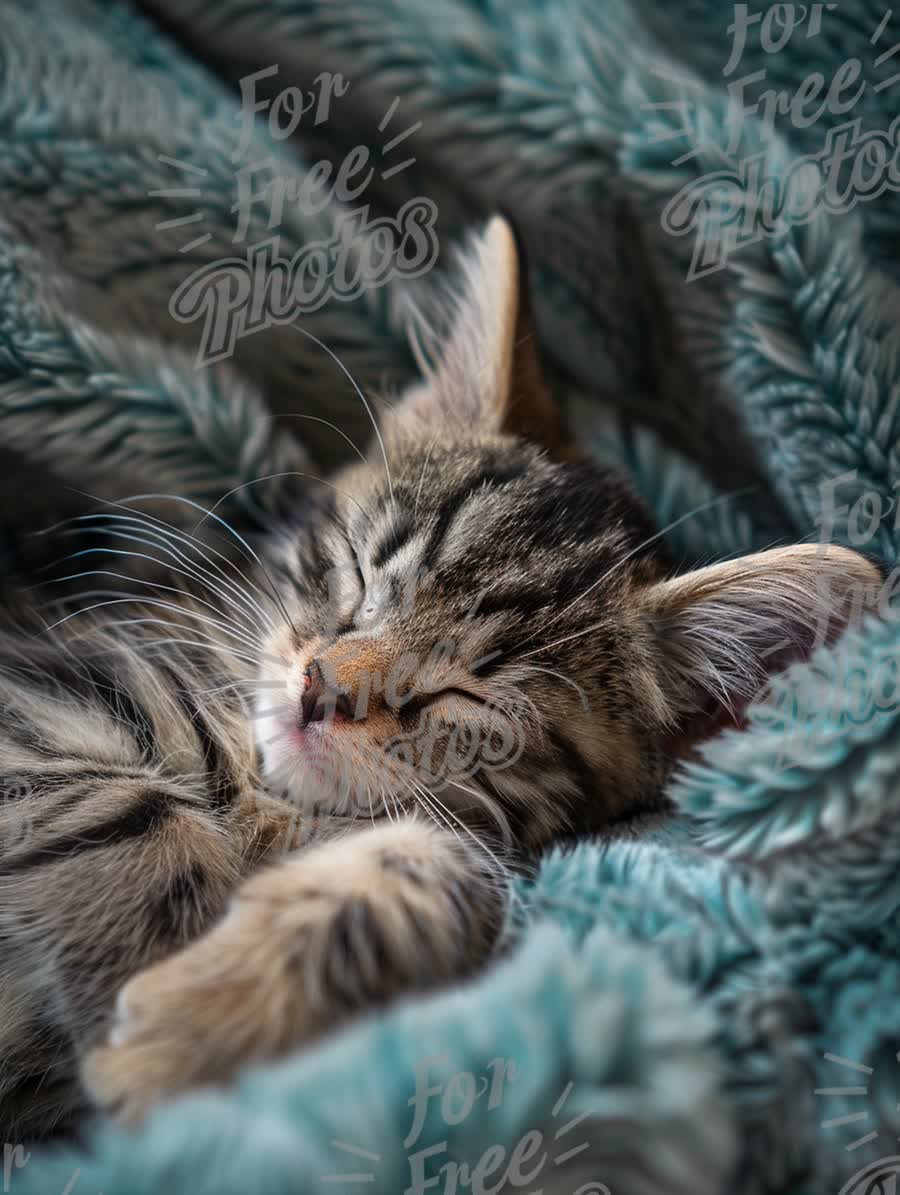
<box><xmin>0</xmin><ymin>219</ymin><xmax>881</xmax><ymax>1138</ymax></box>
<box><xmin>0</xmin><ymin>438</ymin><xmax>664</xmax><ymax>1137</ymax></box>
<box><xmin>0</xmin><ymin>604</ymin><xmax>277</xmax><ymax>1134</ymax></box>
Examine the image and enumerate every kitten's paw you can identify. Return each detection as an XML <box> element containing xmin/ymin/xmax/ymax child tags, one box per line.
<box><xmin>80</xmin><ymin>915</ymin><xmax>295</xmax><ymax>1125</ymax></box>
<box><xmin>82</xmin><ymin>821</ymin><xmax>505</xmax><ymax>1125</ymax></box>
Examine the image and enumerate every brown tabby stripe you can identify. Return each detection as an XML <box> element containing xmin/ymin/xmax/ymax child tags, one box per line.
<box><xmin>420</xmin><ymin>462</ymin><xmax>527</xmax><ymax>569</ymax></box>
<box><xmin>371</xmin><ymin>517</ymin><xmax>416</xmax><ymax>570</ymax></box>
<box><xmin>76</xmin><ymin>658</ymin><xmax>157</xmax><ymax>763</ymax></box>
<box><xmin>1</xmin><ymin>793</ymin><xmax>175</xmax><ymax>873</ymax></box>
<box><xmin>162</xmin><ymin>674</ymin><xmax>240</xmax><ymax>815</ymax></box>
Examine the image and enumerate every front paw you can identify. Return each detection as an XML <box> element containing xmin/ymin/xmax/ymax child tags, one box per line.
<box><xmin>83</xmin><ymin>821</ymin><xmax>506</xmax><ymax>1125</ymax></box>
<box><xmin>81</xmin><ymin>908</ymin><xmax>313</xmax><ymax>1125</ymax></box>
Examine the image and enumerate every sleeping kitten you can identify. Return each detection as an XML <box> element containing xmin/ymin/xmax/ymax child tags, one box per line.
<box><xmin>0</xmin><ymin>218</ymin><xmax>881</xmax><ymax>1138</ymax></box>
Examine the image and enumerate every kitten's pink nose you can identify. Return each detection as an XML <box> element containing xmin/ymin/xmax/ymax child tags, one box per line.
<box><xmin>300</xmin><ymin>660</ymin><xmax>355</xmax><ymax>725</ymax></box>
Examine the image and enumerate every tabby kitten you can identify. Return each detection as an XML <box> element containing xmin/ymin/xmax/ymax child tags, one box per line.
<box><xmin>0</xmin><ymin>218</ymin><xmax>880</xmax><ymax>1138</ymax></box>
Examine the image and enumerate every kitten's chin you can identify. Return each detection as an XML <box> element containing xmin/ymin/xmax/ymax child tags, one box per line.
<box><xmin>256</xmin><ymin>715</ymin><xmax>326</xmax><ymax>795</ymax></box>
<box><xmin>256</xmin><ymin>718</ymin><xmax>384</xmax><ymax>818</ymax></box>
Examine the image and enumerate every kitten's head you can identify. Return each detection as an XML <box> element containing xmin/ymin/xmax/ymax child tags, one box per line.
<box><xmin>256</xmin><ymin>218</ymin><xmax>881</xmax><ymax>850</ymax></box>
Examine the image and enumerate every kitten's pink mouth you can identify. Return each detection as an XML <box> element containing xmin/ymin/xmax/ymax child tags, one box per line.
<box><xmin>286</xmin><ymin>723</ymin><xmax>322</xmax><ymax>753</ymax></box>
<box><xmin>281</xmin><ymin>723</ymin><xmax>339</xmax><ymax>784</ymax></box>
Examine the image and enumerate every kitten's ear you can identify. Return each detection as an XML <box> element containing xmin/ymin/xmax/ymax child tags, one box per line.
<box><xmin>642</xmin><ymin>545</ymin><xmax>882</xmax><ymax>723</ymax></box>
<box><xmin>387</xmin><ymin>216</ymin><xmax>570</xmax><ymax>457</ymax></box>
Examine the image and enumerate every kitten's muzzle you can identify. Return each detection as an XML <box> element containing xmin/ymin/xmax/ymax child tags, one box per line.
<box><xmin>300</xmin><ymin>660</ymin><xmax>355</xmax><ymax>725</ymax></box>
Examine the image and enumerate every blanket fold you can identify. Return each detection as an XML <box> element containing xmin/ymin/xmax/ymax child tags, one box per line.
<box><xmin>4</xmin><ymin>1</ymin><xmax>900</xmax><ymax>1192</ymax></box>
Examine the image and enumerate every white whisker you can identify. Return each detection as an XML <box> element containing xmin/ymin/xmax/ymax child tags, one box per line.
<box><xmin>289</xmin><ymin>323</ymin><xmax>394</xmax><ymax>507</ymax></box>
<box><xmin>46</xmin><ymin>567</ymin><xmax>260</xmax><ymax>647</ymax></box>
<box><xmin>78</xmin><ymin>516</ymin><xmax>278</xmax><ymax>634</ymax></box>
<box><xmin>517</xmin><ymin>487</ymin><xmax>755</xmax><ymax>656</ymax></box>
<box><xmin>277</xmin><ymin>413</ymin><xmax>371</xmax><ymax>469</ymax></box>
<box><xmin>514</xmin><ymin>664</ymin><xmax>591</xmax><ymax>711</ymax></box>
<box><xmin>42</xmin><ymin>594</ymin><xmax>263</xmax><ymax>658</ymax></box>
<box><xmin>44</xmin><ymin>498</ymin><xmax>282</xmax><ymax>634</ymax></box>
<box><xmin>110</xmin><ymin>492</ymin><xmax>296</xmax><ymax>635</ymax></box>
<box><xmin>50</xmin><ymin>534</ymin><xmax>274</xmax><ymax>637</ymax></box>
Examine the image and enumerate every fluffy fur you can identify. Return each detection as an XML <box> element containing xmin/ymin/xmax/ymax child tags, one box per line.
<box><xmin>0</xmin><ymin>219</ymin><xmax>881</xmax><ymax>1139</ymax></box>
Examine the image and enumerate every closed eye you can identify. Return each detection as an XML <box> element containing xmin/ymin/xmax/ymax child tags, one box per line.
<box><xmin>438</xmin><ymin>687</ymin><xmax>488</xmax><ymax>707</ymax></box>
<box><xmin>397</xmin><ymin>688</ymin><xmax>487</xmax><ymax>723</ymax></box>
<box><xmin>442</xmin><ymin>688</ymin><xmax>485</xmax><ymax>702</ymax></box>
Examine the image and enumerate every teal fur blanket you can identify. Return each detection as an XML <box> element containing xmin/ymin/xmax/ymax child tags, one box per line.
<box><xmin>5</xmin><ymin>1</ymin><xmax>900</xmax><ymax>1192</ymax></box>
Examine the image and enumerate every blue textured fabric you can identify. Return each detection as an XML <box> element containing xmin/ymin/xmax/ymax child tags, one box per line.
<box><xmin>5</xmin><ymin>1</ymin><xmax>900</xmax><ymax>1193</ymax></box>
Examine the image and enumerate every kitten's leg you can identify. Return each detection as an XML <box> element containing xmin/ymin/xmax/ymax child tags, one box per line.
<box><xmin>82</xmin><ymin>819</ymin><xmax>505</xmax><ymax>1124</ymax></box>
<box><xmin>0</xmin><ymin>776</ymin><xmax>300</xmax><ymax>1140</ymax></box>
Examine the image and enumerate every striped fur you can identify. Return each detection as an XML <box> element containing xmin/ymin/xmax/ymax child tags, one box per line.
<box><xmin>0</xmin><ymin>218</ymin><xmax>882</xmax><ymax>1137</ymax></box>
